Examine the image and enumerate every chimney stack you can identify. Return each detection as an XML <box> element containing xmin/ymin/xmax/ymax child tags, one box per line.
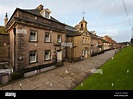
<box><xmin>36</xmin><ymin>4</ymin><xmax>44</xmax><ymax>11</ymax></box>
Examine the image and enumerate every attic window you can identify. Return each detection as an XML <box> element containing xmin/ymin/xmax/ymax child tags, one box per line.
<box><xmin>45</xmin><ymin>11</ymin><xmax>49</xmax><ymax>18</ymax></box>
<box><xmin>40</xmin><ymin>8</ymin><xmax>51</xmax><ymax>19</ymax></box>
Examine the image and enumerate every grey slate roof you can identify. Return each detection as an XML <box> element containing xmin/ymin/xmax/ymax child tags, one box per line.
<box><xmin>20</xmin><ymin>8</ymin><xmax>64</xmax><ymax>25</ymax></box>
<box><xmin>65</xmin><ymin>25</ymin><xmax>77</xmax><ymax>31</ymax></box>
<box><xmin>66</xmin><ymin>30</ymin><xmax>81</xmax><ymax>37</ymax></box>
<box><xmin>65</xmin><ymin>25</ymin><xmax>81</xmax><ymax>37</ymax></box>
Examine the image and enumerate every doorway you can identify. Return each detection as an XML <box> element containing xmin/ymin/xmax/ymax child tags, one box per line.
<box><xmin>57</xmin><ymin>50</ymin><xmax>62</xmax><ymax>62</ymax></box>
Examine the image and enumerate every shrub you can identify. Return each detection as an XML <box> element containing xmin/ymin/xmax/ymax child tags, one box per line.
<box><xmin>10</xmin><ymin>72</ymin><xmax>24</xmax><ymax>81</ymax></box>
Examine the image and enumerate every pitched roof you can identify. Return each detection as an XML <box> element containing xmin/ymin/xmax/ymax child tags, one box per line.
<box><xmin>65</xmin><ymin>25</ymin><xmax>77</xmax><ymax>31</ymax></box>
<box><xmin>20</xmin><ymin>8</ymin><xmax>64</xmax><ymax>25</ymax></box>
<box><xmin>65</xmin><ymin>25</ymin><xmax>81</xmax><ymax>37</ymax></box>
<box><xmin>66</xmin><ymin>30</ymin><xmax>81</xmax><ymax>37</ymax></box>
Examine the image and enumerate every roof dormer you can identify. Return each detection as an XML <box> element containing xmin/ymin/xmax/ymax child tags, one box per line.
<box><xmin>40</xmin><ymin>8</ymin><xmax>51</xmax><ymax>19</ymax></box>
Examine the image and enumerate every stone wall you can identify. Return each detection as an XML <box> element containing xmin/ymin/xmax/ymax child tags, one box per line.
<box><xmin>0</xmin><ymin>34</ymin><xmax>9</xmax><ymax>62</ymax></box>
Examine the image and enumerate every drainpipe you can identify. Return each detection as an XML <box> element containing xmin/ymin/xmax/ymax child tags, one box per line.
<box><xmin>13</xmin><ymin>28</ymin><xmax>16</xmax><ymax>71</ymax></box>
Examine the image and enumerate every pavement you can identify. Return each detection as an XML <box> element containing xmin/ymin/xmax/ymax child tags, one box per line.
<box><xmin>0</xmin><ymin>50</ymin><xmax>116</xmax><ymax>90</ymax></box>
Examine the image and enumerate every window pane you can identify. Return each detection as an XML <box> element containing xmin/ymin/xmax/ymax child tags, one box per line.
<box><xmin>29</xmin><ymin>51</ymin><xmax>37</xmax><ymax>63</ymax></box>
<box><xmin>30</xmin><ymin>56</ymin><xmax>35</xmax><ymax>62</ymax></box>
<box><xmin>30</xmin><ymin>31</ymin><xmax>37</xmax><ymax>41</ymax></box>
<box><xmin>45</xmin><ymin>33</ymin><xmax>50</xmax><ymax>42</ymax></box>
<box><xmin>57</xmin><ymin>35</ymin><xmax>61</xmax><ymax>43</ymax></box>
<box><xmin>45</xmin><ymin>50</ymin><xmax>50</xmax><ymax>60</ymax></box>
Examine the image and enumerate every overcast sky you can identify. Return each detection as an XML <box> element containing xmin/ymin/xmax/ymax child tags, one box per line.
<box><xmin>0</xmin><ymin>0</ymin><xmax>133</xmax><ymax>42</ymax></box>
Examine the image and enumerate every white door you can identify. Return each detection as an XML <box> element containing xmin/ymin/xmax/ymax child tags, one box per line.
<box><xmin>57</xmin><ymin>50</ymin><xmax>62</xmax><ymax>62</ymax></box>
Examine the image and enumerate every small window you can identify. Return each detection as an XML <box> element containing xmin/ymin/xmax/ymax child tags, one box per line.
<box><xmin>45</xmin><ymin>50</ymin><xmax>51</xmax><ymax>61</ymax></box>
<box><xmin>30</xmin><ymin>30</ymin><xmax>37</xmax><ymax>41</ymax></box>
<box><xmin>81</xmin><ymin>23</ymin><xmax>83</xmax><ymax>28</ymax></box>
<box><xmin>57</xmin><ymin>35</ymin><xmax>62</xmax><ymax>43</ymax></box>
<box><xmin>29</xmin><ymin>51</ymin><xmax>37</xmax><ymax>63</ymax></box>
<box><xmin>45</xmin><ymin>32</ymin><xmax>51</xmax><ymax>42</ymax></box>
<box><xmin>82</xmin><ymin>37</ymin><xmax>85</xmax><ymax>44</ymax></box>
<box><xmin>45</xmin><ymin>11</ymin><xmax>49</xmax><ymax>18</ymax></box>
<box><xmin>85</xmin><ymin>38</ymin><xmax>88</xmax><ymax>44</ymax></box>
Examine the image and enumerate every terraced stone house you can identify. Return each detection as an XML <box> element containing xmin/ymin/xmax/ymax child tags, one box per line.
<box><xmin>6</xmin><ymin>4</ymin><xmax>66</xmax><ymax>72</ymax></box>
<box><xmin>66</xmin><ymin>17</ymin><xmax>91</xmax><ymax>62</ymax></box>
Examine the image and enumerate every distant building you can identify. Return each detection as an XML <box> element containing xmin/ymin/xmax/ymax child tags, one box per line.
<box><xmin>89</xmin><ymin>31</ymin><xmax>108</xmax><ymax>56</ymax></box>
<box><xmin>6</xmin><ymin>4</ymin><xmax>66</xmax><ymax>72</ymax></box>
<box><xmin>102</xmin><ymin>35</ymin><xmax>117</xmax><ymax>49</ymax></box>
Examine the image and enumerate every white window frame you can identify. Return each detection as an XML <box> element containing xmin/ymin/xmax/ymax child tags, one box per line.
<box><xmin>30</xmin><ymin>30</ymin><xmax>37</xmax><ymax>41</ymax></box>
<box><xmin>45</xmin><ymin>32</ymin><xmax>51</xmax><ymax>42</ymax></box>
<box><xmin>57</xmin><ymin>35</ymin><xmax>62</xmax><ymax>43</ymax></box>
<box><xmin>45</xmin><ymin>11</ymin><xmax>49</xmax><ymax>18</ymax></box>
<box><xmin>29</xmin><ymin>51</ymin><xmax>37</xmax><ymax>63</ymax></box>
<box><xmin>45</xmin><ymin>50</ymin><xmax>51</xmax><ymax>61</ymax></box>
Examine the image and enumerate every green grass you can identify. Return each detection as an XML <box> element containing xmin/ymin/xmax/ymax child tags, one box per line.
<box><xmin>74</xmin><ymin>46</ymin><xmax>133</xmax><ymax>90</ymax></box>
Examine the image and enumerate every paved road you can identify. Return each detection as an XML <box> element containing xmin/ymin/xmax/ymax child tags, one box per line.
<box><xmin>0</xmin><ymin>50</ymin><xmax>116</xmax><ymax>90</ymax></box>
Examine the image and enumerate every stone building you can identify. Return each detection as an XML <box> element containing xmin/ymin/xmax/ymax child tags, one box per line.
<box><xmin>89</xmin><ymin>31</ymin><xmax>108</xmax><ymax>56</ymax></box>
<box><xmin>66</xmin><ymin>17</ymin><xmax>91</xmax><ymax>62</ymax></box>
<box><xmin>0</xmin><ymin>13</ymin><xmax>9</xmax><ymax>63</ymax></box>
<box><xmin>0</xmin><ymin>33</ymin><xmax>9</xmax><ymax>63</ymax></box>
<box><xmin>102</xmin><ymin>35</ymin><xmax>116</xmax><ymax>49</ymax></box>
<box><xmin>6</xmin><ymin>4</ymin><xmax>66</xmax><ymax>72</ymax></box>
